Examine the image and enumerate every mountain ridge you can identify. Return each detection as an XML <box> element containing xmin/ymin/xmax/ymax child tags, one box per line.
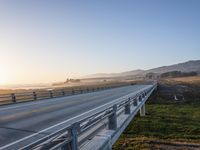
<box><xmin>82</xmin><ymin>60</ymin><xmax>200</xmax><ymax>79</ymax></box>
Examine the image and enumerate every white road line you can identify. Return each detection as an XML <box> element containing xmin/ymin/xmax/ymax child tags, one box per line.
<box><xmin>0</xmin><ymin>86</ymin><xmax>150</xmax><ymax>149</ymax></box>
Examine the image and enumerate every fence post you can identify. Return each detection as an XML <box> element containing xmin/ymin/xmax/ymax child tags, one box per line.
<box><xmin>33</xmin><ymin>92</ymin><xmax>37</xmax><ymax>100</ymax></box>
<box><xmin>11</xmin><ymin>93</ymin><xmax>16</xmax><ymax>103</ymax></box>
<box><xmin>125</xmin><ymin>98</ymin><xmax>131</xmax><ymax>114</ymax></box>
<box><xmin>108</xmin><ymin>104</ymin><xmax>117</xmax><ymax>130</ymax></box>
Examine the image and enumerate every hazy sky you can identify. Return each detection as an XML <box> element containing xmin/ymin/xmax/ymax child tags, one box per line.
<box><xmin>0</xmin><ymin>0</ymin><xmax>200</xmax><ymax>84</ymax></box>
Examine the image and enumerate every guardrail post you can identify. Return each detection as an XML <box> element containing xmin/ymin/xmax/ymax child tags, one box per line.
<box><xmin>108</xmin><ymin>104</ymin><xmax>117</xmax><ymax>130</ymax></box>
<box><xmin>70</xmin><ymin>123</ymin><xmax>79</xmax><ymax>150</ymax></box>
<box><xmin>80</xmin><ymin>89</ymin><xmax>83</xmax><ymax>94</ymax></box>
<box><xmin>33</xmin><ymin>92</ymin><xmax>37</xmax><ymax>100</ymax></box>
<box><xmin>140</xmin><ymin>104</ymin><xmax>146</xmax><ymax>116</ymax></box>
<box><xmin>125</xmin><ymin>98</ymin><xmax>131</xmax><ymax>114</ymax></box>
<box><xmin>144</xmin><ymin>91</ymin><xmax>147</xmax><ymax>97</ymax></box>
<box><xmin>139</xmin><ymin>95</ymin><xmax>142</xmax><ymax>102</ymax></box>
<box><xmin>155</xmin><ymin>85</ymin><xmax>157</xmax><ymax>90</ymax></box>
<box><xmin>11</xmin><ymin>93</ymin><xmax>16</xmax><ymax>103</ymax></box>
<box><xmin>49</xmin><ymin>91</ymin><xmax>53</xmax><ymax>98</ymax></box>
<box><xmin>72</xmin><ymin>89</ymin><xmax>75</xmax><ymax>95</ymax></box>
<box><xmin>86</xmin><ymin>88</ymin><xmax>89</xmax><ymax>92</ymax></box>
<box><xmin>143</xmin><ymin>93</ymin><xmax>145</xmax><ymax>98</ymax></box>
<box><xmin>133</xmin><ymin>98</ymin><xmax>138</xmax><ymax>106</ymax></box>
<box><xmin>62</xmin><ymin>90</ymin><xmax>65</xmax><ymax>96</ymax></box>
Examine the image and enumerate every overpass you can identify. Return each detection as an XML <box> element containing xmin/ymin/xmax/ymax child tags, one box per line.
<box><xmin>0</xmin><ymin>83</ymin><xmax>157</xmax><ymax>150</ymax></box>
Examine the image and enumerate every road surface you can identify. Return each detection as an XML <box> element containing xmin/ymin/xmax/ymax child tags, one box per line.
<box><xmin>0</xmin><ymin>85</ymin><xmax>149</xmax><ymax>150</ymax></box>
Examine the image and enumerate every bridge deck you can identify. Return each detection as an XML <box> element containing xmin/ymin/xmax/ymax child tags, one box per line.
<box><xmin>0</xmin><ymin>85</ymin><xmax>150</xmax><ymax>150</ymax></box>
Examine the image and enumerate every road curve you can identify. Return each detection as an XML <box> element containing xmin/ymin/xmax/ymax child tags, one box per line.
<box><xmin>0</xmin><ymin>85</ymin><xmax>149</xmax><ymax>150</ymax></box>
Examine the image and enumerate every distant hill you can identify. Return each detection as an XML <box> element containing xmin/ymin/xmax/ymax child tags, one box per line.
<box><xmin>144</xmin><ymin>60</ymin><xmax>200</xmax><ymax>74</ymax></box>
<box><xmin>82</xmin><ymin>60</ymin><xmax>200</xmax><ymax>79</ymax></box>
<box><xmin>160</xmin><ymin>71</ymin><xmax>198</xmax><ymax>78</ymax></box>
<box><xmin>83</xmin><ymin>69</ymin><xmax>144</xmax><ymax>78</ymax></box>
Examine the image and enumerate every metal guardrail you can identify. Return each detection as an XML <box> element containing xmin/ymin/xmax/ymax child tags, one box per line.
<box><xmin>20</xmin><ymin>82</ymin><xmax>157</xmax><ymax>150</ymax></box>
<box><xmin>0</xmin><ymin>84</ymin><xmax>128</xmax><ymax>105</ymax></box>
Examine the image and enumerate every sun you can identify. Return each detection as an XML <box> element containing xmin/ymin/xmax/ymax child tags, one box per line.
<box><xmin>0</xmin><ymin>78</ymin><xmax>6</xmax><ymax>84</ymax></box>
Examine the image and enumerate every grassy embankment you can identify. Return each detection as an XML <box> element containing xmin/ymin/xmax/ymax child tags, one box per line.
<box><xmin>113</xmin><ymin>76</ymin><xmax>200</xmax><ymax>150</ymax></box>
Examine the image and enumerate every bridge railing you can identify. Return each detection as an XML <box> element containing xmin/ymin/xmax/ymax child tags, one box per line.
<box><xmin>21</xmin><ymin>82</ymin><xmax>157</xmax><ymax>150</ymax></box>
<box><xmin>0</xmin><ymin>83</ymin><xmax>129</xmax><ymax>105</ymax></box>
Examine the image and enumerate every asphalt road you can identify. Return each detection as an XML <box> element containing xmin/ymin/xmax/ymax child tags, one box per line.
<box><xmin>0</xmin><ymin>85</ymin><xmax>149</xmax><ymax>150</ymax></box>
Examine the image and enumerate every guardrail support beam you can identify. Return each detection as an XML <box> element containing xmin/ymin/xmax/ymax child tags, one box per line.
<box><xmin>11</xmin><ymin>93</ymin><xmax>16</xmax><ymax>103</ymax></box>
<box><xmin>70</xmin><ymin>123</ymin><xmax>79</xmax><ymax>150</ymax></box>
<box><xmin>133</xmin><ymin>98</ymin><xmax>138</xmax><ymax>106</ymax></box>
<box><xmin>62</xmin><ymin>90</ymin><xmax>65</xmax><ymax>96</ymax></box>
<box><xmin>125</xmin><ymin>98</ymin><xmax>131</xmax><ymax>114</ymax></box>
<box><xmin>80</xmin><ymin>89</ymin><xmax>83</xmax><ymax>94</ymax></box>
<box><xmin>108</xmin><ymin>104</ymin><xmax>117</xmax><ymax>130</ymax></box>
<box><xmin>33</xmin><ymin>92</ymin><xmax>37</xmax><ymax>100</ymax></box>
<box><xmin>140</xmin><ymin>104</ymin><xmax>146</xmax><ymax>116</ymax></box>
<box><xmin>49</xmin><ymin>91</ymin><xmax>53</xmax><ymax>98</ymax></box>
<box><xmin>72</xmin><ymin>89</ymin><xmax>75</xmax><ymax>95</ymax></box>
<box><xmin>139</xmin><ymin>96</ymin><xmax>142</xmax><ymax>102</ymax></box>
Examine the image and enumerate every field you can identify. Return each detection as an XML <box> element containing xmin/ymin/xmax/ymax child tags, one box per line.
<box><xmin>113</xmin><ymin>76</ymin><xmax>200</xmax><ymax>150</ymax></box>
<box><xmin>163</xmin><ymin>76</ymin><xmax>200</xmax><ymax>86</ymax></box>
<box><xmin>113</xmin><ymin>104</ymin><xmax>200</xmax><ymax>150</ymax></box>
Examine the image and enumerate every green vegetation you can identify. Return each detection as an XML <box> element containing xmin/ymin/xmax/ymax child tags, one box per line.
<box><xmin>113</xmin><ymin>104</ymin><xmax>200</xmax><ymax>149</ymax></box>
<box><xmin>125</xmin><ymin>104</ymin><xmax>200</xmax><ymax>139</ymax></box>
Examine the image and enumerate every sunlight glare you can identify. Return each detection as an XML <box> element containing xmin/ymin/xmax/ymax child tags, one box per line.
<box><xmin>0</xmin><ymin>66</ymin><xmax>7</xmax><ymax>85</ymax></box>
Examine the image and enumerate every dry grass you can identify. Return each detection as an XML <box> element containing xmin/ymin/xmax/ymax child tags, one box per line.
<box><xmin>163</xmin><ymin>76</ymin><xmax>200</xmax><ymax>86</ymax></box>
<box><xmin>113</xmin><ymin>136</ymin><xmax>200</xmax><ymax>150</ymax></box>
